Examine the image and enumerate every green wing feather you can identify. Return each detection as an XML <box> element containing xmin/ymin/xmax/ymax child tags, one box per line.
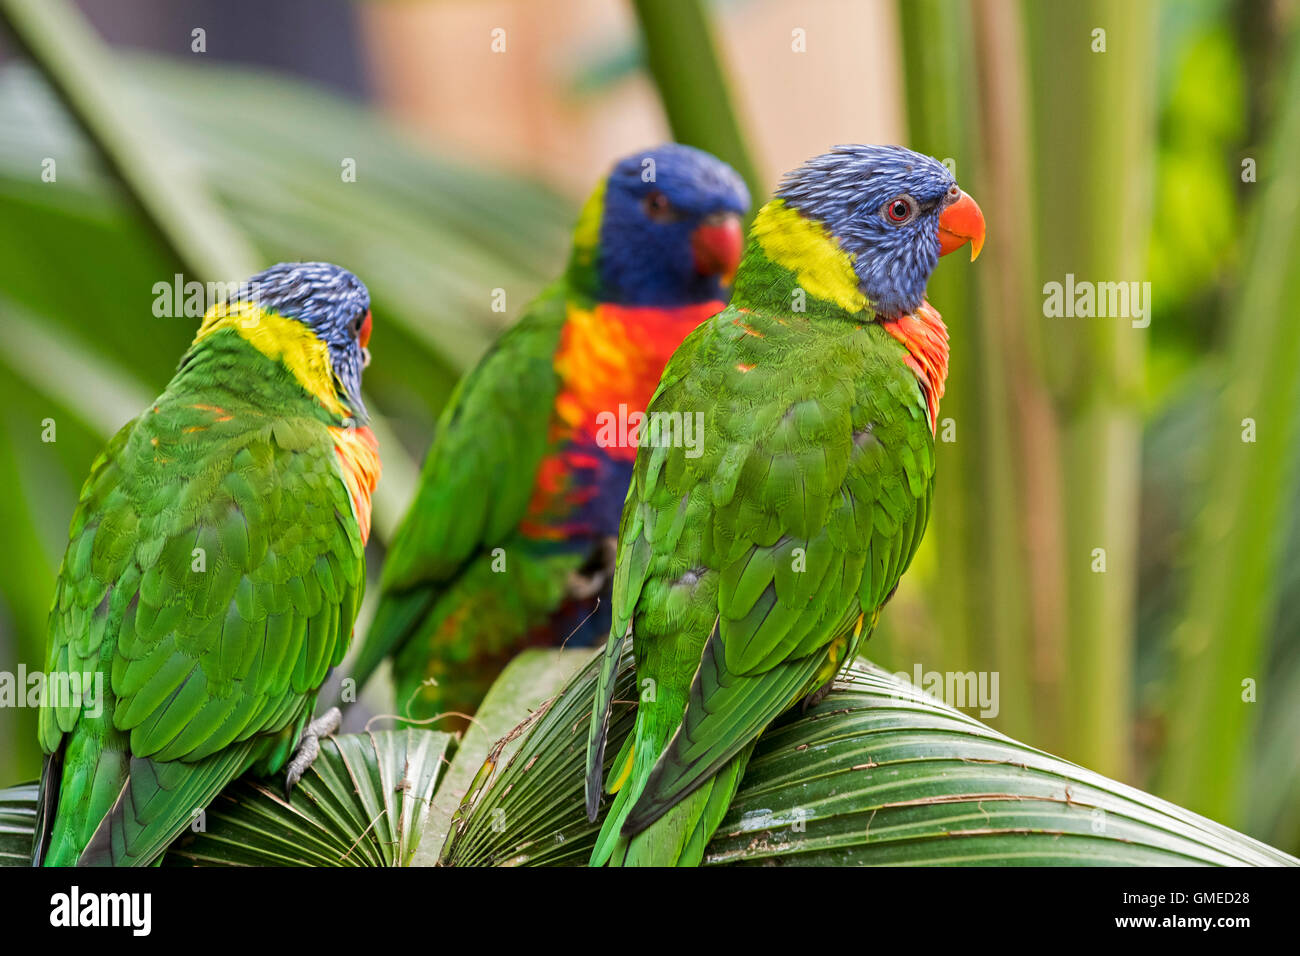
<box><xmin>78</xmin><ymin>741</ymin><xmax>262</xmax><ymax>866</ymax></box>
<box><xmin>36</xmin><ymin>340</ymin><xmax>366</xmax><ymax>866</ymax></box>
<box><xmin>351</xmin><ymin>281</ymin><xmax>569</xmax><ymax>691</ymax></box>
<box><xmin>587</xmin><ymin>305</ymin><xmax>936</xmax><ymax>863</ymax></box>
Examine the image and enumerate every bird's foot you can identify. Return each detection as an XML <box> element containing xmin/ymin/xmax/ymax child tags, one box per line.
<box><xmin>566</xmin><ymin>536</ymin><xmax>618</xmax><ymax>601</ymax></box>
<box><xmin>284</xmin><ymin>706</ymin><xmax>341</xmax><ymax>797</ymax></box>
<box><xmin>801</xmin><ymin>683</ymin><xmax>833</xmax><ymax>713</ymax></box>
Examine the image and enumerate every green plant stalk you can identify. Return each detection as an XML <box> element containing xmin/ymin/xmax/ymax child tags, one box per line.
<box><xmin>630</xmin><ymin>0</ymin><xmax>764</xmax><ymax>204</ymax></box>
<box><xmin>1026</xmin><ymin>0</ymin><xmax>1157</xmax><ymax>779</ymax></box>
<box><xmin>0</xmin><ymin>8</ymin><xmax>421</xmax><ymax>537</ymax></box>
<box><xmin>0</xmin><ymin>0</ymin><xmax>259</xmax><ymax>281</ymax></box>
<box><xmin>1159</xmin><ymin>31</ymin><xmax>1300</xmax><ymax>823</ymax></box>
<box><xmin>896</xmin><ymin>0</ymin><xmax>1033</xmax><ymax>735</ymax></box>
<box><xmin>970</xmin><ymin>0</ymin><xmax>1070</xmax><ymax>751</ymax></box>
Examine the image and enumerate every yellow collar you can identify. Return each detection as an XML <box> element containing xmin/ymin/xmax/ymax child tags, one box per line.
<box><xmin>194</xmin><ymin>302</ymin><xmax>347</xmax><ymax>417</ymax></box>
<box><xmin>751</xmin><ymin>199</ymin><xmax>868</xmax><ymax>314</ymax></box>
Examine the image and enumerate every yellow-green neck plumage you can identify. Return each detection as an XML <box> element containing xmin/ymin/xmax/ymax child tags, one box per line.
<box><xmin>191</xmin><ymin>301</ymin><xmax>355</xmax><ymax>421</ymax></box>
<box><xmin>732</xmin><ymin>199</ymin><xmax>876</xmax><ymax>320</ymax></box>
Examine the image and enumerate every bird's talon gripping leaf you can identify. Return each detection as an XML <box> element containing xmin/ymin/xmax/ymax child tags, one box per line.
<box><xmin>284</xmin><ymin>706</ymin><xmax>342</xmax><ymax>797</ymax></box>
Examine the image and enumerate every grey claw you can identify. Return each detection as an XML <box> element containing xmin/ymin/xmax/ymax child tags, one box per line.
<box><xmin>284</xmin><ymin>707</ymin><xmax>342</xmax><ymax>797</ymax></box>
<box><xmin>567</xmin><ymin>536</ymin><xmax>618</xmax><ymax>601</ymax></box>
<box><xmin>801</xmin><ymin>683</ymin><xmax>832</xmax><ymax>713</ymax></box>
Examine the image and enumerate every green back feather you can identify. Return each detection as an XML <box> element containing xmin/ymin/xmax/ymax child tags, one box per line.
<box><xmin>586</xmin><ymin>236</ymin><xmax>938</xmax><ymax>864</ymax></box>
<box><xmin>36</xmin><ymin>333</ymin><xmax>367</xmax><ymax>865</ymax></box>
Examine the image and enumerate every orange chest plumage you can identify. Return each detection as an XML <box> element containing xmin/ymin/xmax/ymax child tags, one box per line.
<box><xmin>328</xmin><ymin>425</ymin><xmax>381</xmax><ymax>544</ymax></box>
<box><xmin>519</xmin><ymin>299</ymin><xmax>722</xmax><ymax>540</ymax></box>
<box><xmin>880</xmin><ymin>301</ymin><xmax>950</xmax><ymax>434</ymax></box>
<box><xmin>551</xmin><ymin>300</ymin><xmax>722</xmax><ymax>459</ymax></box>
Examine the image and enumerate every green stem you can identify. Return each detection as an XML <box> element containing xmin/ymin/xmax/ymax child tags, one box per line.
<box><xmin>630</xmin><ymin>0</ymin><xmax>764</xmax><ymax>203</ymax></box>
<box><xmin>1158</xmin><ymin>30</ymin><xmax>1300</xmax><ymax>823</ymax></box>
<box><xmin>0</xmin><ymin>0</ymin><xmax>259</xmax><ymax>280</ymax></box>
<box><xmin>1026</xmin><ymin>0</ymin><xmax>1158</xmax><ymax>780</ymax></box>
<box><xmin>896</xmin><ymin>0</ymin><xmax>1034</xmax><ymax>737</ymax></box>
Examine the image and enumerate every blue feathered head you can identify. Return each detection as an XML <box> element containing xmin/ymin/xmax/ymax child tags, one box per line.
<box><xmin>775</xmin><ymin>144</ymin><xmax>984</xmax><ymax>318</ymax></box>
<box><xmin>243</xmin><ymin>261</ymin><xmax>372</xmax><ymax>418</ymax></box>
<box><xmin>578</xmin><ymin>144</ymin><xmax>750</xmax><ymax>306</ymax></box>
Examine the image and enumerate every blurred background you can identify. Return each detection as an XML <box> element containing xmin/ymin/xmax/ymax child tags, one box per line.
<box><xmin>0</xmin><ymin>0</ymin><xmax>1297</xmax><ymax>855</ymax></box>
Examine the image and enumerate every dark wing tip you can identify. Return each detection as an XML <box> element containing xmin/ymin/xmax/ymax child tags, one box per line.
<box><xmin>584</xmin><ymin>704</ymin><xmax>611</xmax><ymax>821</ymax></box>
<box><xmin>31</xmin><ymin>750</ymin><xmax>63</xmax><ymax>866</ymax></box>
<box><xmin>619</xmin><ymin>758</ymin><xmax>681</xmax><ymax>838</ymax></box>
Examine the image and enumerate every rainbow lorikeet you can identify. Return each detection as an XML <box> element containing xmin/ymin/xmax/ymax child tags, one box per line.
<box><xmin>32</xmin><ymin>262</ymin><xmax>381</xmax><ymax>866</ymax></box>
<box><xmin>351</xmin><ymin>144</ymin><xmax>749</xmax><ymax>723</ymax></box>
<box><xmin>585</xmin><ymin>145</ymin><xmax>986</xmax><ymax>866</ymax></box>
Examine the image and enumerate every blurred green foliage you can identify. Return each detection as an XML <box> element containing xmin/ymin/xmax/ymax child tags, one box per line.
<box><xmin>0</xmin><ymin>55</ymin><xmax>571</xmax><ymax>782</ymax></box>
<box><xmin>0</xmin><ymin>0</ymin><xmax>1297</xmax><ymax>861</ymax></box>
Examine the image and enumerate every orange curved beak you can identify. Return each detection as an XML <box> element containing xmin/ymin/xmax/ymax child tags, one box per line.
<box><xmin>937</xmin><ymin>191</ymin><xmax>985</xmax><ymax>261</ymax></box>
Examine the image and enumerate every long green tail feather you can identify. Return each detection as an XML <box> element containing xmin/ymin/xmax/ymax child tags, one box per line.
<box><xmin>597</xmin><ymin>748</ymin><xmax>751</xmax><ymax>866</ymax></box>
<box><xmin>585</xmin><ymin>624</ymin><xmax>630</xmax><ymax>820</ymax></box>
<box><xmin>621</xmin><ymin>627</ymin><xmax>828</xmax><ymax>836</ymax></box>
<box><xmin>75</xmin><ymin>740</ymin><xmax>261</xmax><ymax>866</ymax></box>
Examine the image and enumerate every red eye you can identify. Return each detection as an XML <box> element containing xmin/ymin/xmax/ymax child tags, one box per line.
<box><xmin>642</xmin><ymin>190</ymin><xmax>676</xmax><ymax>222</ymax></box>
<box><xmin>885</xmin><ymin>197</ymin><xmax>914</xmax><ymax>223</ymax></box>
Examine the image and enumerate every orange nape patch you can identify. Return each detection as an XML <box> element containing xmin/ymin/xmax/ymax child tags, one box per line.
<box><xmin>190</xmin><ymin>403</ymin><xmax>233</xmax><ymax>422</ymax></box>
<box><xmin>881</xmin><ymin>302</ymin><xmax>950</xmax><ymax>434</ymax></box>
<box><xmin>329</xmin><ymin>425</ymin><xmax>381</xmax><ymax>544</ymax></box>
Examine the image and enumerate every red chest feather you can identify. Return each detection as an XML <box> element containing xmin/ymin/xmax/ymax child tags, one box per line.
<box><xmin>551</xmin><ymin>301</ymin><xmax>721</xmax><ymax>460</ymax></box>
<box><xmin>328</xmin><ymin>425</ymin><xmax>381</xmax><ymax>544</ymax></box>
<box><xmin>519</xmin><ymin>300</ymin><xmax>721</xmax><ymax>536</ymax></box>
<box><xmin>881</xmin><ymin>301</ymin><xmax>949</xmax><ymax>434</ymax></box>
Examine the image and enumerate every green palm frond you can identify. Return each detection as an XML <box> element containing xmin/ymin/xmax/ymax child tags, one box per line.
<box><xmin>439</xmin><ymin>648</ymin><xmax>1295</xmax><ymax>867</ymax></box>
<box><xmin>3</xmin><ymin>651</ymin><xmax>1293</xmax><ymax>866</ymax></box>
<box><xmin>163</xmin><ymin>729</ymin><xmax>450</xmax><ymax>867</ymax></box>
